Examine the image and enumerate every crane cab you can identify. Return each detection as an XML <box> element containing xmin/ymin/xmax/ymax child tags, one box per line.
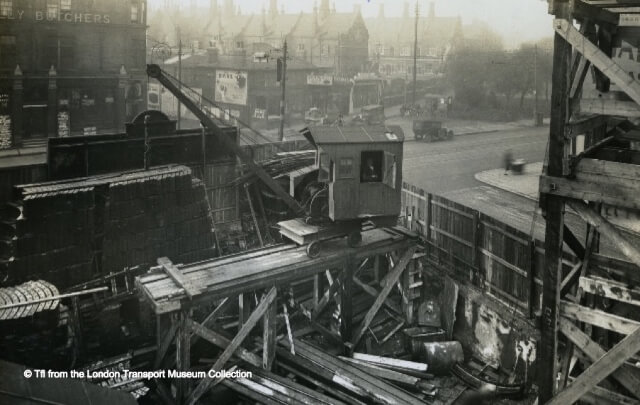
<box><xmin>304</xmin><ymin>125</ymin><xmax>404</xmax><ymax>225</ymax></box>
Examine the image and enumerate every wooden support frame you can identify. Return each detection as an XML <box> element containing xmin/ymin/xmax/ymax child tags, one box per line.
<box><xmin>554</xmin><ymin>18</ymin><xmax>640</xmax><ymax>106</ymax></box>
<box><xmin>548</xmin><ymin>324</ymin><xmax>640</xmax><ymax>405</ymax></box>
<box><xmin>351</xmin><ymin>246</ymin><xmax>417</xmax><ymax>347</ymax></box>
<box><xmin>559</xmin><ymin>318</ymin><xmax>640</xmax><ymax>399</ymax></box>
<box><xmin>539</xmin><ymin>20</ymin><xmax>572</xmax><ymax>403</ymax></box>
<box><xmin>186</xmin><ymin>287</ymin><xmax>277</xmax><ymax>405</ymax></box>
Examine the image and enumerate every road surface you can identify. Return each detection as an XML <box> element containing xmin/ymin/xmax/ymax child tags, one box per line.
<box><xmin>400</xmin><ymin>126</ymin><xmax>548</xmax><ymax>193</ymax></box>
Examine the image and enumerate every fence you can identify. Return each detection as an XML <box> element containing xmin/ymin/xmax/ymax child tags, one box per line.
<box><xmin>401</xmin><ymin>182</ymin><xmax>577</xmax><ymax>318</ymax></box>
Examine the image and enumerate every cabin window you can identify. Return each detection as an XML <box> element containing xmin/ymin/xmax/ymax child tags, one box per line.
<box><xmin>318</xmin><ymin>153</ymin><xmax>331</xmax><ymax>182</ymax></box>
<box><xmin>338</xmin><ymin>157</ymin><xmax>353</xmax><ymax>178</ymax></box>
<box><xmin>383</xmin><ymin>151</ymin><xmax>397</xmax><ymax>189</ymax></box>
<box><xmin>360</xmin><ymin>151</ymin><xmax>383</xmax><ymax>183</ymax></box>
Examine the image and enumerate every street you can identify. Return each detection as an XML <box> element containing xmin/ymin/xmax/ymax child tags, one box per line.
<box><xmin>399</xmin><ymin>125</ymin><xmax>548</xmax><ymax>193</ymax></box>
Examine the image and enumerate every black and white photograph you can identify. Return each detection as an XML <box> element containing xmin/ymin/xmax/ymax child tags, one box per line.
<box><xmin>0</xmin><ymin>0</ymin><xmax>639</xmax><ymax>404</ymax></box>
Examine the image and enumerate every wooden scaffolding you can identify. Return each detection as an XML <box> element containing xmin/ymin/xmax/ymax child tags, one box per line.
<box><xmin>136</xmin><ymin>227</ymin><xmax>420</xmax><ymax>404</ymax></box>
<box><xmin>540</xmin><ymin>1</ymin><xmax>640</xmax><ymax>403</ymax></box>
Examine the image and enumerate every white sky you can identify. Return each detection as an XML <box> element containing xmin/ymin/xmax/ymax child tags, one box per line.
<box><xmin>151</xmin><ymin>0</ymin><xmax>554</xmax><ymax>48</ymax></box>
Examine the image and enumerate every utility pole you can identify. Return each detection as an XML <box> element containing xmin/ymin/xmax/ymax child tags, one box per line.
<box><xmin>534</xmin><ymin>44</ymin><xmax>539</xmax><ymax>122</ymax></box>
<box><xmin>412</xmin><ymin>1</ymin><xmax>419</xmax><ymax>105</ymax></box>
<box><xmin>279</xmin><ymin>40</ymin><xmax>287</xmax><ymax>141</ymax></box>
<box><xmin>177</xmin><ymin>27</ymin><xmax>182</xmax><ymax>130</ymax></box>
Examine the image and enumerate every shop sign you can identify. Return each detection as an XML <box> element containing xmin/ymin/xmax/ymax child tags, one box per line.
<box><xmin>215</xmin><ymin>70</ymin><xmax>248</xmax><ymax>106</ymax></box>
<box><xmin>57</xmin><ymin>111</ymin><xmax>69</xmax><ymax>137</ymax></box>
<box><xmin>59</xmin><ymin>99</ymin><xmax>69</xmax><ymax>106</ymax></box>
<box><xmin>0</xmin><ymin>9</ymin><xmax>111</xmax><ymax>24</ymax></box>
<box><xmin>81</xmin><ymin>98</ymin><xmax>95</xmax><ymax>107</ymax></box>
<box><xmin>105</xmin><ymin>96</ymin><xmax>114</xmax><ymax>103</ymax></box>
<box><xmin>254</xmin><ymin>108</ymin><xmax>266</xmax><ymax>119</ymax></box>
<box><xmin>307</xmin><ymin>74</ymin><xmax>333</xmax><ymax>86</ymax></box>
<box><xmin>83</xmin><ymin>126</ymin><xmax>97</xmax><ymax>136</ymax></box>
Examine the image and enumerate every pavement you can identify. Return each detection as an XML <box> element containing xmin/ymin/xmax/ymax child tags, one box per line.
<box><xmin>475</xmin><ymin>162</ymin><xmax>640</xmax><ymax>235</ymax></box>
<box><xmin>0</xmin><ymin>145</ymin><xmax>47</xmax><ymax>169</ymax></box>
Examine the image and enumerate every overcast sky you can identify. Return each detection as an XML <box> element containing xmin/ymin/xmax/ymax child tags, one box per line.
<box><xmin>152</xmin><ymin>0</ymin><xmax>554</xmax><ymax>48</ymax></box>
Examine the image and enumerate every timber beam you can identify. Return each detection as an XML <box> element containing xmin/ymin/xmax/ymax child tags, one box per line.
<box><xmin>548</xmin><ymin>324</ymin><xmax>640</xmax><ymax>405</ymax></box>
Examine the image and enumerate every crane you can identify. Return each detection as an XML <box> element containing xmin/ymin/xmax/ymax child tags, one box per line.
<box><xmin>146</xmin><ymin>64</ymin><xmax>304</xmax><ymax>215</ymax></box>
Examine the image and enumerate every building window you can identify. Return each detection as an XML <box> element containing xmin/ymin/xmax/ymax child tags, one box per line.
<box><xmin>0</xmin><ymin>36</ymin><xmax>16</xmax><ymax>69</ymax></box>
<box><xmin>47</xmin><ymin>0</ymin><xmax>59</xmax><ymax>19</ymax></box>
<box><xmin>0</xmin><ymin>0</ymin><xmax>11</xmax><ymax>17</ymax></box>
<box><xmin>131</xmin><ymin>4</ymin><xmax>139</xmax><ymax>22</ymax></box>
<box><xmin>236</xmin><ymin>40</ymin><xmax>244</xmax><ymax>49</ymax></box>
<box><xmin>338</xmin><ymin>157</ymin><xmax>353</xmax><ymax>178</ymax></box>
<box><xmin>61</xmin><ymin>0</ymin><xmax>71</xmax><ymax>10</ymax></box>
<box><xmin>401</xmin><ymin>46</ymin><xmax>410</xmax><ymax>57</ymax></box>
<box><xmin>44</xmin><ymin>37</ymin><xmax>75</xmax><ymax>70</ymax></box>
<box><xmin>321</xmin><ymin>43</ymin><xmax>329</xmax><ymax>57</ymax></box>
<box><xmin>297</xmin><ymin>43</ymin><xmax>305</xmax><ymax>51</ymax></box>
<box><xmin>361</xmin><ymin>151</ymin><xmax>383</xmax><ymax>183</ymax></box>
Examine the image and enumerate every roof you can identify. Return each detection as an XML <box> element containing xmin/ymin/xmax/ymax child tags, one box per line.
<box><xmin>163</xmin><ymin>51</ymin><xmax>318</xmax><ymax>71</ymax></box>
<box><xmin>304</xmin><ymin>125</ymin><xmax>404</xmax><ymax>145</ymax></box>
<box><xmin>365</xmin><ymin>15</ymin><xmax>461</xmax><ymax>49</ymax></box>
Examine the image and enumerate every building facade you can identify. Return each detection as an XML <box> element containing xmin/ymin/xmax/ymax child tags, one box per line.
<box><xmin>148</xmin><ymin>0</ymin><xmax>369</xmax><ymax>79</ymax></box>
<box><xmin>156</xmin><ymin>48</ymin><xmax>327</xmax><ymax>128</ymax></box>
<box><xmin>365</xmin><ymin>3</ymin><xmax>462</xmax><ymax>81</ymax></box>
<box><xmin>0</xmin><ymin>0</ymin><xmax>147</xmax><ymax>147</ymax></box>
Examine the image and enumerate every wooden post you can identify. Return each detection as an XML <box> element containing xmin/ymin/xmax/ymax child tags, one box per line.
<box><xmin>262</xmin><ymin>288</ymin><xmax>277</xmax><ymax>370</ymax></box>
<box><xmin>313</xmin><ymin>274</ymin><xmax>320</xmax><ymax>310</ymax></box>
<box><xmin>373</xmin><ymin>255</ymin><xmax>380</xmax><ymax>283</ymax></box>
<box><xmin>539</xmin><ymin>17</ymin><xmax>572</xmax><ymax>403</ymax></box>
<box><xmin>176</xmin><ymin>310</ymin><xmax>191</xmax><ymax>403</ymax></box>
<box><xmin>402</xmin><ymin>258</ymin><xmax>414</xmax><ymax>325</ymax></box>
<box><xmin>528</xmin><ymin>240</ymin><xmax>537</xmax><ymax>319</ymax></box>
<box><xmin>426</xmin><ymin>194</ymin><xmax>433</xmax><ymax>257</ymax></box>
<box><xmin>239</xmin><ymin>293</ymin><xmax>251</xmax><ymax>326</ymax></box>
<box><xmin>340</xmin><ymin>259</ymin><xmax>354</xmax><ymax>350</ymax></box>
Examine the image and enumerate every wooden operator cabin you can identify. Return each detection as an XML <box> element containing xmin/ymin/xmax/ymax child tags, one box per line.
<box><xmin>304</xmin><ymin>125</ymin><xmax>404</xmax><ymax>224</ymax></box>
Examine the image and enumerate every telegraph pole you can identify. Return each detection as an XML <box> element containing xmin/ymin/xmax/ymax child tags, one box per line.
<box><xmin>279</xmin><ymin>40</ymin><xmax>288</xmax><ymax>141</ymax></box>
<box><xmin>534</xmin><ymin>44</ymin><xmax>539</xmax><ymax>121</ymax></box>
<box><xmin>412</xmin><ymin>2</ymin><xmax>419</xmax><ymax>105</ymax></box>
<box><xmin>177</xmin><ymin>27</ymin><xmax>182</xmax><ymax>129</ymax></box>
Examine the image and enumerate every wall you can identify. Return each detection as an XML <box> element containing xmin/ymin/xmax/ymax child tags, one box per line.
<box><xmin>400</xmin><ymin>182</ymin><xmax>558</xmax><ymax>383</ymax></box>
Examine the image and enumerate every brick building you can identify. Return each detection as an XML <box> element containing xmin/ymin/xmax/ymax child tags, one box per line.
<box><xmin>0</xmin><ymin>0</ymin><xmax>148</xmax><ymax>147</ymax></box>
<box><xmin>365</xmin><ymin>3</ymin><xmax>462</xmax><ymax>81</ymax></box>
<box><xmin>156</xmin><ymin>48</ymin><xmax>326</xmax><ymax>128</ymax></box>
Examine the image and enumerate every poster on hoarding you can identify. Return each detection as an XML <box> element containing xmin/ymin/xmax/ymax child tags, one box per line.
<box><xmin>148</xmin><ymin>82</ymin><xmax>161</xmax><ymax>110</ymax></box>
<box><xmin>215</xmin><ymin>70</ymin><xmax>248</xmax><ymax>106</ymax></box>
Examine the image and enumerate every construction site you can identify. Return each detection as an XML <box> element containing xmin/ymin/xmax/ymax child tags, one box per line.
<box><xmin>2</xmin><ymin>0</ymin><xmax>640</xmax><ymax>404</ymax></box>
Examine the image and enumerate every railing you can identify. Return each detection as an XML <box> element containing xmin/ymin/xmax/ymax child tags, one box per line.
<box><xmin>401</xmin><ymin>182</ymin><xmax>577</xmax><ymax>318</ymax></box>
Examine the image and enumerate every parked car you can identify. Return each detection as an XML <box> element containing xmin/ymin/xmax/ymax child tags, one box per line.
<box><xmin>304</xmin><ymin>107</ymin><xmax>328</xmax><ymax>126</ymax></box>
<box><xmin>412</xmin><ymin>119</ymin><xmax>454</xmax><ymax>142</ymax></box>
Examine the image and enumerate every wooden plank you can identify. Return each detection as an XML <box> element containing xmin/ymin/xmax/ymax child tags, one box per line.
<box><xmin>352</xmin><ymin>275</ymin><xmax>402</xmax><ymax>315</ymax></box>
<box><xmin>580</xmin><ymin>276</ymin><xmax>640</xmax><ymax>306</ymax></box>
<box><xmin>539</xmin><ymin>24</ymin><xmax>572</xmax><ymax>404</ymax></box>
<box><xmin>563</xmin><ymin>224</ymin><xmax>586</xmax><ymax>259</ymax></box>
<box><xmin>548</xmin><ymin>324</ymin><xmax>640</xmax><ymax>405</ymax></box>
<box><xmin>566</xmin><ymin>115</ymin><xmax>607</xmax><ymax>138</ymax></box>
<box><xmin>479</xmin><ymin>247</ymin><xmax>528</xmax><ymax>277</ymax></box>
<box><xmin>352</xmin><ymin>352</ymin><xmax>428</xmax><ymax>372</ymax></box>
<box><xmin>568</xmin><ymin>377</ymin><xmax>640</xmax><ymax>405</ymax></box>
<box><xmin>312</xmin><ymin>272</ymin><xmax>342</xmax><ymax>320</ymax></box>
<box><xmin>351</xmin><ymin>246</ymin><xmax>417</xmax><ymax>346</ymax></box>
<box><xmin>568</xmin><ymin>201</ymin><xmax>640</xmax><ymax>269</ymax></box>
<box><xmin>157</xmin><ymin>257</ymin><xmax>202</xmax><ymax>299</ymax></box>
<box><xmin>555</xmin><ymin>18</ymin><xmax>640</xmax><ymax>106</ymax></box>
<box><xmin>579</xmin><ymin>98</ymin><xmax>640</xmax><ymax>118</ymax></box>
<box><xmin>262</xmin><ymin>291</ymin><xmax>277</xmax><ymax>370</ymax></box>
<box><xmin>338</xmin><ymin>356</ymin><xmax>421</xmax><ymax>386</ymax></box>
<box><xmin>591</xmin><ymin>253</ymin><xmax>640</xmax><ymax>284</ymax></box>
<box><xmin>561</xmin><ymin>300</ymin><xmax>640</xmax><ymax>334</ymax></box>
<box><xmin>540</xmin><ymin>175</ymin><xmax>640</xmax><ymax>210</ymax></box>
<box><xmin>561</xmin><ymin>318</ymin><xmax>640</xmax><ymax>399</ymax></box>
<box><xmin>175</xmin><ymin>311</ymin><xmax>191</xmax><ymax>403</ymax></box>
<box><xmin>186</xmin><ymin>287</ymin><xmax>277</xmax><ymax>405</ymax></box>
<box><xmin>341</xmin><ymin>260</ymin><xmax>354</xmax><ymax>346</ymax></box>
<box><xmin>187</xmin><ymin>319</ymin><xmax>262</xmax><ymax>367</ymax></box>
<box><xmin>429</xmin><ymin>225</ymin><xmax>473</xmax><ymax>248</ymax></box>
<box><xmin>154</xmin><ymin>316</ymin><xmax>179</xmax><ymax>369</ymax></box>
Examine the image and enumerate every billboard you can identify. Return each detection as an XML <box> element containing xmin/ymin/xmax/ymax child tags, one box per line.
<box><xmin>215</xmin><ymin>70</ymin><xmax>248</xmax><ymax>106</ymax></box>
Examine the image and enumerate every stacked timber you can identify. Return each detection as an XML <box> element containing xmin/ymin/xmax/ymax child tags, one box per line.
<box><xmin>0</xmin><ymin>165</ymin><xmax>216</xmax><ymax>289</ymax></box>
